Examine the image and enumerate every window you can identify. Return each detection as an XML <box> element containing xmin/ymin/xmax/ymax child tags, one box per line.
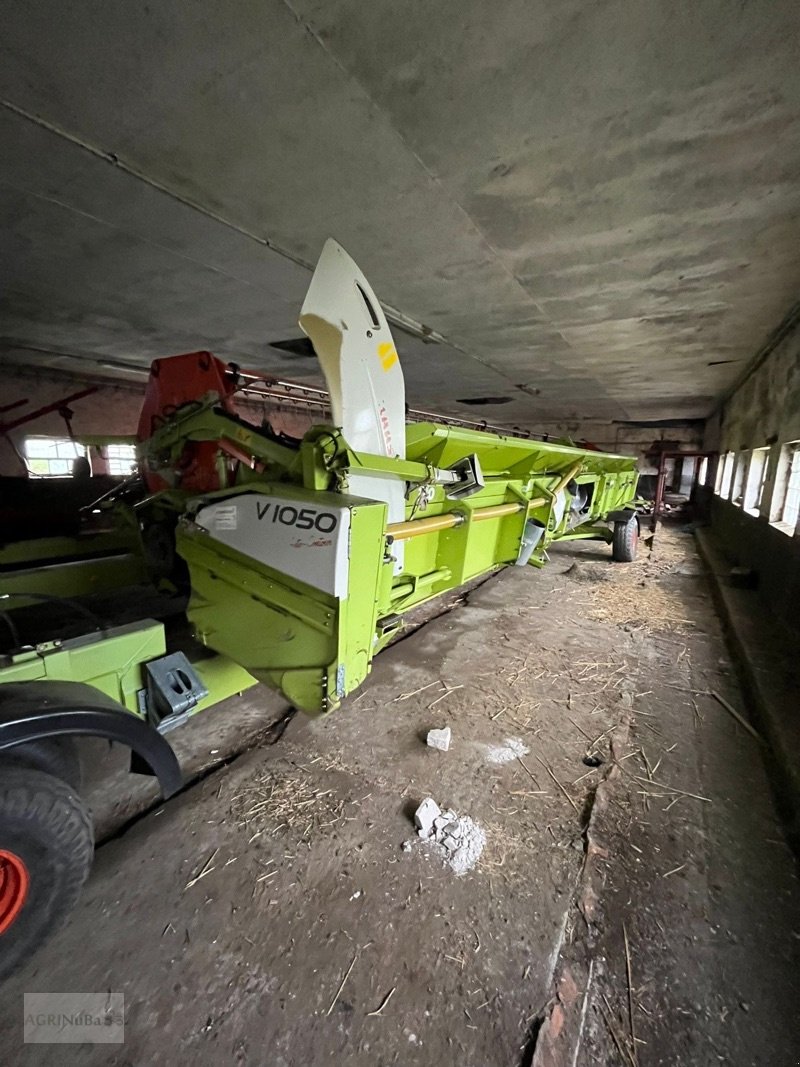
<box><xmin>743</xmin><ymin>447</ymin><xmax>769</xmax><ymax>516</ymax></box>
<box><xmin>771</xmin><ymin>442</ymin><xmax>800</xmax><ymax>535</ymax></box>
<box><xmin>105</xmin><ymin>443</ymin><xmax>137</xmax><ymax>476</ymax></box>
<box><xmin>24</xmin><ymin>436</ymin><xmax>85</xmax><ymax>477</ymax></box>
<box><xmin>663</xmin><ymin>457</ymin><xmax>677</xmax><ymax>492</ymax></box>
<box><xmin>717</xmin><ymin>451</ymin><xmax>735</xmax><ymax>498</ymax></box>
<box><xmin>731</xmin><ymin>452</ymin><xmax>748</xmax><ymax>506</ymax></box>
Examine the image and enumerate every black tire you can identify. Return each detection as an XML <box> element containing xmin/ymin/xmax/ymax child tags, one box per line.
<box><xmin>4</xmin><ymin>737</ymin><xmax>82</xmax><ymax>792</ymax></box>
<box><xmin>612</xmin><ymin>514</ymin><xmax>639</xmax><ymax>563</ymax></box>
<box><xmin>0</xmin><ymin>765</ymin><xmax>93</xmax><ymax>982</ymax></box>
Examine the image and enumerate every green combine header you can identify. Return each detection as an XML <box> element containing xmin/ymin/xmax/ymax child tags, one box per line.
<box><xmin>175</xmin><ymin>416</ymin><xmax>638</xmax><ymax>715</ymax></box>
<box><xmin>134</xmin><ymin>241</ymin><xmax>638</xmax><ymax>715</ymax></box>
<box><xmin>0</xmin><ymin>239</ymin><xmax>638</xmax><ymax>975</ymax></box>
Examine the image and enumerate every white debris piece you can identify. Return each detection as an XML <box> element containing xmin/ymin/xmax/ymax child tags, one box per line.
<box><xmin>409</xmin><ymin>798</ymin><xmax>485</xmax><ymax>875</ymax></box>
<box><xmin>414</xmin><ymin>797</ymin><xmax>441</xmax><ymax>838</ymax></box>
<box><xmin>426</xmin><ymin>726</ymin><xmax>452</xmax><ymax>752</ymax></box>
<box><xmin>436</xmin><ymin>815</ymin><xmax>486</xmax><ymax>876</ymax></box>
<box><xmin>485</xmin><ymin>736</ymin><xmax>530</xmax><ymax>764</ymax></box>
<box><xmin>433</xmin><ymin>811</ymin><xmax>456</xmax><ymax>833</ymax></box>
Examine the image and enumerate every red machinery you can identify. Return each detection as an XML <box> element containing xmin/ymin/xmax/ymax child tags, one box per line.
<box><xmin>136</xmin><ymin>351</ymin><xmax>240</xmax><ymax>494</ymax></box>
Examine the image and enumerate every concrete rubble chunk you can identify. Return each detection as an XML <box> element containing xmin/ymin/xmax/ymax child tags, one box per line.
<box><xmin>414</xmin><ymin>797</ymin><xmax>441</xmax><ymax>837</ymax></box>
<box><xmin>426</xmin><ymin>726</ymin><xmax>452</xmax><ymax>751</ymax></box>
<box><xmin>410</xmin><ymin>797</ymin><xmax>485</xmax><ymax>875</ymax></box>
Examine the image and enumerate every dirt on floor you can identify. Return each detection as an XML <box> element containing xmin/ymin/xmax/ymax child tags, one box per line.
<box><xmin>1</xmin><ymin>525</ymin><xmax>799</xmax><ymax>1066</ymax></box>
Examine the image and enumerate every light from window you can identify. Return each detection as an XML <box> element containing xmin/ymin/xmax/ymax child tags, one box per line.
<box><xmin>744</xmin><ymin>447</ymin><xmax>769</xmax><ymax>516</ymax></box>
<box><xmin>772</xmin><ymin>442</ymin><xmax>800</xmax><ymax>536</ymax></box>
<box><xmin>731</xmin><ymin>452</ymin><xmax>749</xmax><ymax>506</ymax></box>
<box><xmin>106</xmin><ymin>443</ymin><xmax>137</xmax><ymax>476</ymax></box>
<box><xmin>24</xmin><ymin>436</ymin><xmax>85</xmax><ymax>477</ymax></box>
<box><xmin>717</xmin><ymin>451</ymin><xmax>735</xmax><ymax>498</ymax></box>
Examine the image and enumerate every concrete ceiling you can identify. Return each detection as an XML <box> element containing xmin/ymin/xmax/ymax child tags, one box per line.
<box><xmin>1</xmin><ymin>1</ymin><xmax>799</xmax><ymax>427</ymax></box>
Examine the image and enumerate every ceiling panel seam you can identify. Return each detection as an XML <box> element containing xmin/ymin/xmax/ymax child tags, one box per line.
<box><xmin>0</xmin><ymin>96</ymin><xmax>457</xmax><ymax>356</ymax></box>
<box><xmin>278</xmin><ymin>0</ymin><xmax>582</xmax><ymax>389</ymax></box>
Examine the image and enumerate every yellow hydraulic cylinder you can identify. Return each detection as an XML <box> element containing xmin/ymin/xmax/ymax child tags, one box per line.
<box><xmin>387</xmin><ymin>501</ymin><xmax>523</xmax><ymax>541</ymax></box>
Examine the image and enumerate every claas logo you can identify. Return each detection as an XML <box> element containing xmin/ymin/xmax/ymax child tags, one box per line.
<box><xmin>377</xmin><ymin>341</ymin><xmax>398</xmax><ymax>372</ymax></box>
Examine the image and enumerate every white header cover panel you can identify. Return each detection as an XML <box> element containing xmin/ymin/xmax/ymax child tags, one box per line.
<box><xmin>299</xmin><ymin>239</ymin><xmax>408</xmax><ymax>573</ymax></box>
<box><xmin>194</xmin><ymin>493</ymin><xmax>351</xmax><ymax>598</ymax></box>
<box><xmin>299</xmin><ymin>239</ymin><xmax>406</xmax><ymax>461</ymax></box>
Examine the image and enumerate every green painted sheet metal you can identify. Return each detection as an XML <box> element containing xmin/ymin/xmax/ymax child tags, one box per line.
<box><xmin>0</xmin><ymin>530</ymin><xmax>148</xmax><ymax>607</ymax></box>
<box><xmin>0</xmin><ymin>618</ymin><xmax>258</xmax><ymax>719</ymax></box>
<box><xmin>177</xmin><ymin>488</ymin><xmax>388</xmax><ymax>715</ymax></box>
<box><xmin>191</xmin><ymin>656</ymin><xmax>259</xmax><ymax>711</ymax></box>
<box><xmin>0</xmin><ymin>620</ymin><xmax>166</xmax><ymax>712</ymax></box>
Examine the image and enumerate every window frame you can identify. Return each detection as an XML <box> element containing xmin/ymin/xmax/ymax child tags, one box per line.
<box><xmin>770</xmin><ymin>441</ymin><xmax>800</xmax><ymax>536</ymax></box>
<box><xmin>104</xmin><ymin>442</ymin><xmax>137</xmax><ymax>477</ymax></box>
<box><xmin>23</xmin><ymin>435</ymin><xmax>86</xmax><ymax>478</ymax></box>
<box><xmin>730</xmin><ymin>451</ymin><xmax>749</xmax><ymax>507</ymax></box>
<box><xmin>743</xmin><ymin>447</ymin><xmax>769</xmax><ymax>516</ymax></box>
<box><xmin>717</xmin><ymin>451</ymin><xmax>735</xmax><ymax>499</ymax></box>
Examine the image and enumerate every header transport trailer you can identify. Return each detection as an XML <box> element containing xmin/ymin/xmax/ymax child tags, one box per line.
<box><xmin>0</xmin><ymin>241</ymin><xmax>639</xmax><ymax>976</ymax></box>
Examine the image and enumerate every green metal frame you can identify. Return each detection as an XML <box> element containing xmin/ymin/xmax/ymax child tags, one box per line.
<box><xmin>0</xmin><ymin>619</ymin><xmax>257</xmax><ymax>721</ymax></box>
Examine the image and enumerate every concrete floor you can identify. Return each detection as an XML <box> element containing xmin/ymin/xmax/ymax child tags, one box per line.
<box><xmin>1</xmin><ymin>528</ymin><xmax>799</xmax><ymax>1065</ymax></box>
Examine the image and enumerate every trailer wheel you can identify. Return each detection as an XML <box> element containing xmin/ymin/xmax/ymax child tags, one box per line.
<box><xmin>612</xmin><ymin>515</ymin><xmax>639</xmax><ymax>563</ymax></box>
<box><xmin>0</xmin><ymin>766</ymin><xmax>93</xmax><ymax>981</ymax></box>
